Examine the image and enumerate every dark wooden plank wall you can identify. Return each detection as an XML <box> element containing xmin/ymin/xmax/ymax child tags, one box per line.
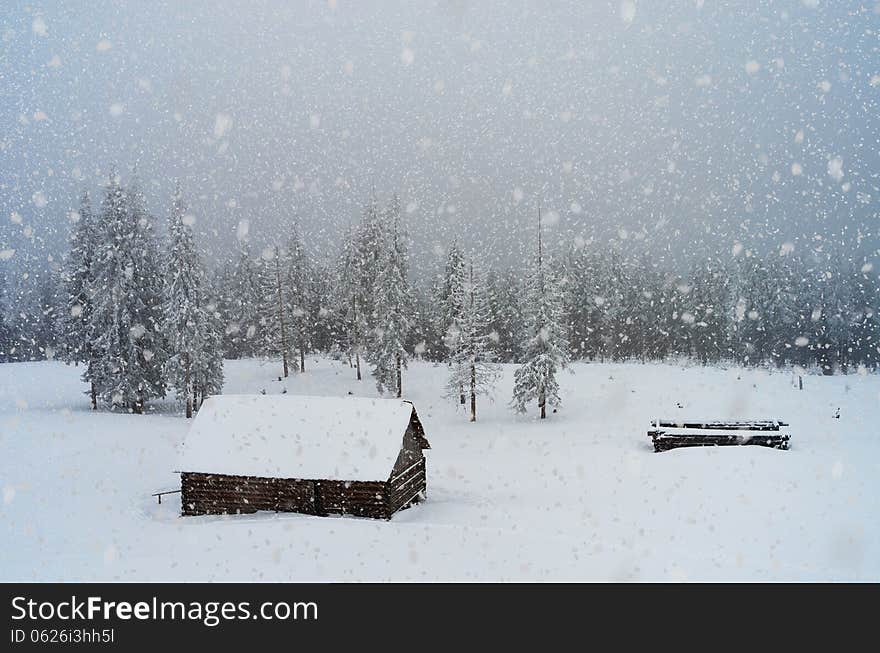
<box><xmin>387</xmin><ymin>457</ymin><xmax>426</xmax><ymax>514</ymax></box>
<box><xmin>181</xmin><ymin>472</ymin><xmax>320</xmax><ymax>516</ymax></box>
<box><xmin>181</xmin><ymin>472</ymin><xmax>396</xmax><ymax>519</ymax></box>
<box><xmin>314</xmin><ymin>480</ymin><xmax>388</xmax><ymax>519</ymax></box>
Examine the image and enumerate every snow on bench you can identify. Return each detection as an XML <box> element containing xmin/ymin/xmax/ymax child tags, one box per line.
<box><xmin>647</xmin><ymin>419</ymin><xmax>791</xmax><ymax>453</ymax></box>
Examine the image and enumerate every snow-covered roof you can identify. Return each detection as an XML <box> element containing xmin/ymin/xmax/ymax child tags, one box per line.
<box><xmin>178</xmin><ymin>394</ymin><xmax>417</xmax><ymax>481</ymax></box>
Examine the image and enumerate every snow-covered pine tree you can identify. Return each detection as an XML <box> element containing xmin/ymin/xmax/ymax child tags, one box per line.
<box><xmin>765</xmin><ymin>254</ymin><xmax>802</xmax><ymax>367</ymax></box>
<box><xmin>223</xmin><ymin>244</ymin><xmax>262</xmax><ymax>358</ymax></box>
<box><xmin>3</xmin><ymin>246</ymin><xmax>60</xmax><ymax>362</ymax></box>
<box><xmin>257</xmin><ymin>244</ymin><xmax>292</xmax><ymax>378</ymax></box>
<box><xmin>163</xmin><ymin>183</ymin><xmax>208</xmax><ymax>418</ymax></box>
<box><xmin>0</xmin><ymin>271</ymin><xmax>9</xmax><ymax>362</ymax></box>
<box><xmin>88</xmin><ymin>174</ymin><xmax>148</xmax><ymax>412</ymax></box>
<box><xmin>355</xmin><ymin>195</ymin><xmax>384</xmax><ymax>298</ymax></box>
<box><xmin>436</xmin><ymin>240</ymin><xmax>467</xmax><ymax>359</ymax></box>
<box><xmin>438</xmin><ymin>242</ymin><xmax>468</xmax><ymax>401</ymax></box>
<box><xmin>337</xmin><ymin>197</ymin><xmax>384</xmax><ymax>381</ymax></box>
<box><xmin>512</xmin><ymin>208</ymin><xmax>571</xmax><ymax>418</ymax></box>
<box><xmin>688</xmin><ymin>259</ymin><xmax>729</xmax><ymax>365</ymax></box>
<box><xmin>445</xmin><ymin>259</ymin><xmax>499</xmax><ymax>421</ymax></box>
<box><xmin>34</xmin><ymin>269</ymin><xmax>62</xmax><ymax>361</ymax></box>
<box><xmin>196</xmin><ymin>273</ymin><xmax>225</xmax><ymax>406</ymax></box>
<box><xmin>407</xmin><ymin>287</ymin><xmax>443</xmax><ymax>361</ymax></box>
<box><xmin>125</xmin><ymin>179</ymin><xmax>167</xmax><ymax>409</ymax></box>
<box><xmin>486</xmin><ymin>265</ymin><xmax>525</xmax><ymax>363</ymax></box>
<box><xmin>0</xmin><ymin>272</ymin><xmax>9</xmax><ymax>363</ymax></box>
<box><xmin>368</xmin><ymin>195</ymin><xmax>412</xmax><ymax>397</ymax></box>
<box><xmin>60</xmin><ymin>193</ymin><xmax>100</xmax><ymax>407</ymax></box>
<box><xmin>308</xmin><ymin>260</ymin><xmax>340</xmax><ymax>354</ymax></box>
<box><xmin>284</xmin><ymin>228</ymin><xmax>311</xmax><ymax>373</ymax></box>
<box><xmin>335</xmin><ymin>227</ymin><xmax>366</xmax><ymax>378</ymax></box>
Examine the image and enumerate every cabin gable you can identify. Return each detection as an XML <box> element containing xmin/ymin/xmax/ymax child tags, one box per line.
<box><xmin>385</xmin><ymin>409</ymin><xmax>430</xmax><ymax>515</ymax></box>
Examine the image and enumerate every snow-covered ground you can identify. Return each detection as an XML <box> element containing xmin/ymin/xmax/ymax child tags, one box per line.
<box><xmin>1</xmin><ymin>357</ymin><xmax>877</xmax><ymax>581</ymax></box>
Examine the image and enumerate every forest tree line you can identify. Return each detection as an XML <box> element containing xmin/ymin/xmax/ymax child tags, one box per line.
<box><xmin>0</xmin><ymin>177</ymin><xmax>878</xmax><ymax>417</ymax></box>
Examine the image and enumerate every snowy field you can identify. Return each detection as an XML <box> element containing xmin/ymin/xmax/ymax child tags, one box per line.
<box><xmin>0</xmin><ymin>357</ymin><xmax>878</xmax><ymax>582</ymax></box>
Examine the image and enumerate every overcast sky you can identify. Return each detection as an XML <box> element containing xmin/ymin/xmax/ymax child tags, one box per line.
<box><xmin>1</xmin><ymin>0</ymin><xmax>878</xmax><ymax>278</ymax></box>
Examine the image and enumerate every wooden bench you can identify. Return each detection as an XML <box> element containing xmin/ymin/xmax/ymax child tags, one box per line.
<box><xmin>648</xmin><ymin>420</ymin><xmax>790</xmax><ymax>453</ymax></box>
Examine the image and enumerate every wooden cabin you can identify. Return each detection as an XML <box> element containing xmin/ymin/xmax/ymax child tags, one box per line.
<box><xmin>177</xmin><ymin>394</ymin><xmax>430</xmax><ymax>519</ymax></box>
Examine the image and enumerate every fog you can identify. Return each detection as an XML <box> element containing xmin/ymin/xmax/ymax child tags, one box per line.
<box><xmin>2</xmin><ymin>0</ymin><xmax>878</xmax><ymax>277</ymax></box>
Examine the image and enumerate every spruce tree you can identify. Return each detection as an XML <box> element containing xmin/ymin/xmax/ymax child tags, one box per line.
<box><xmin>125</xmin><ymin>180</ymin><xmax>167</xmax><ymax>409</ymax></box>
<box><xmin>689</xmin><ymin>259</ymin><xmax>729</xmax><ymax>365</ymax></box>
<box><xmin>88</xmin><ymin>174</ymin><xmax>145</xmax><ymax>411</ymax></box>
<box><xmin>437</xmin><ymin>241</ymin><xmax>467</xmax><ymax>359</ymax></box>
<box><xmin>368</xmin><ymin>195</ymin><xmax>412</xmax><ymax>397</ymax></box>
<box><xmin>336</xmin><ymin>227</ymin><xmax>366</xmax><ymax>378</ymax></box>
<box><xmin>337</xmin><ymin>198</ymin><xmax>384</xmax><ymax>381</ymax></box>
<box><xmin>446</xmin><ymin>259</ymin><xmax>499</xmax><ymax>421</ymax></box>
<box><xmin>284</xmin><ymin>228</ymin><xmax>311</xmax><ymax>373</ymax></box>
<box><xmin>487</xmin><ymin>266</ymin><xmax>525</xmax><ymax>363</ymax></box>
<box><xmin>512</xmin><ymin>208</ymin><xmax>570</xmax><ymax>418</ymax></box>
<box><xmin>0</xmin><ymin>272</ymin><xmax>9</xmax><ymax>363</ymax></box>
<box><xmin>163</xmin><ymin>184</ymin><xmax>207</xmax><ymax>418</ymax></box>
<box><xmin>257</xmin><ymin>244</ymin><xmax>292</xmax><ymax>378</ymax></box>
<box><xmin>223</xmin><ymin>245</ymin><xmax>262</xmax><ymax>358</ymax></box>
<box><xmin>60</xmin><ymin>193</ymin><xmax>100</xmax><ymax>407</ymax></box>
<box><xmin>439</xmin><ymin>242</ymin><xmax>468</xmax><ymax>401</ymax></box>
<box><xmin>196</xmin><ymin>273</ymin><xmax>226</xmax><ymax>404</ymax></box>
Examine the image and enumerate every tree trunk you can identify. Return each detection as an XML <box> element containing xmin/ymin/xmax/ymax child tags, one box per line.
<box><xmin>90</xmin><ymin>381</ymin><xmax>97</xmax><ymax>411</ymax></box>
<box><xmin>300</xmin><ymin>347</ymin><xmax>305</xmax><ymax>373</ymax></box>
<box><xmin>469</xmin><ymin>363</ymin><xmax>476</xmax><ymax>422</ymax></box>
<box><xmin>276</xmin><ymin>256</ymin><xmax>289</xmax><ymax>378</ymax></box>
<box><xmin>396</xmin><ymin>354</ymin><xmax>402</xmax><ymax>398</ymax></box>
<box><xmin>459</xmin><ymin>386</ymin><xmax>465</xmax><ymax>405</ymax></box>
<box><xmin>352</xmin><ymin>300</ymin><xmax>360</xmax><ymax>380</ymax></box>
<box><xmin>539</xmin><ymin>384</ymin><xmax>546</xmax><ymax>419</ymax></box>
<box><xmin>185</xmin><ymin>352</ymin><xmax>192</xmax><ymax>419</ymax></box>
